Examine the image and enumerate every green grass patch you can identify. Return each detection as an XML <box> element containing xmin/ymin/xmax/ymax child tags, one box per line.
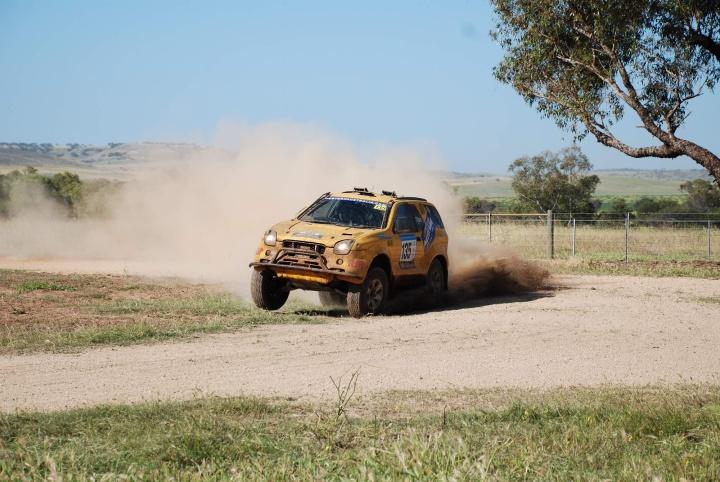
<box><xmin>0</xmin><ymin>297</ymin><xmax>328</xmax><ymax>355</ymax></box>
<box><xmin>1</xmin><ymin>270</ymin><xmax>334</xmax><ymax>355</ymax></box>
<box><xmin>94</xmin><ymin>293</ymin><xmax>253</xmax><ymax>316</ymax></box>
<box><xmin>448</xmin><ymin>173</ymin><xmax>693</xmax><ymax>199</ymax></box>
<box><xmin>1</xmin><ymin>388</ymin><xmax>719</xmax><ymax>480</ymax></box>
<box><xmin>15</xmin><ymin>280</ymin><xmax>77</xmax><ymax>293</ymax></box>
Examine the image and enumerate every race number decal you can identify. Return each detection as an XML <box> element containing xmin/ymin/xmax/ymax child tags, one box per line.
<box><xmin>399</xmin><ymin>233</ymin><xmax>416</xmax><ymax>268</ymax></box>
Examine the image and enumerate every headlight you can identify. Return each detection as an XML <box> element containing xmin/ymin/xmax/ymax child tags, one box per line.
<box><xmin>333</xmin><ymin>239</ymin><xmax>354</xmax><ymax>255</ymax></box>
<box><xmin>264</xmin><ymin>230</ymin><xmax>277</xmax><ymax>246</ymax></box>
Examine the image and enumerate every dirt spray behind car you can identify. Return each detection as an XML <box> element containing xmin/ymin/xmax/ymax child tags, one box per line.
<box><xmin>0</xmin><ymin>122</ymin><xmax>548</xmax><ymax>304</ymax></box>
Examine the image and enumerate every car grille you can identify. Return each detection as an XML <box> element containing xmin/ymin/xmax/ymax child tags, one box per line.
<box><xmin>282</xmin><ymin>240</ymin><xmax>326</xmax><ymax>254</ymax></box>
<box><xmin>276</xmin><ymin>240</ymin><xmax>327</xmax><ymax>269</ymax></box>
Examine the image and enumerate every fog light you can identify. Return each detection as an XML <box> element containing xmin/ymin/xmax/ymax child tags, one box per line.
<box><xmin>265</xmin><ymin>250</ymin><xmax>271</xmax><ymax>256</ymax></box>
<box><xmin>336</xmin><ymin>258</ymin><xmax>343</xmax><ymax>265</ymax></box>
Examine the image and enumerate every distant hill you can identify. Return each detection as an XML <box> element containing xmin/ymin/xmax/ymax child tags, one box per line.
<box><xmin>0</xmin><ymin>142</ymin><xmax>230</xmax><ymax>179</ymax></box>
<box><xmin>1</xmin><ymin>143</ymin><xmax>712</xmax><ymax>197</ymax></box>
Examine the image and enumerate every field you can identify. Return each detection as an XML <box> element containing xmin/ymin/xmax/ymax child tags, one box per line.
<box><xmin>0</xmin><ymin>270</ymin><xmax>332</xmax><ymax>354</ymax></box>
<box><xmin>2</xmin><ymin>255</ymin><xmax>720</xmax><ymax>478</ymax></box>
<box><xmin>449</xmin><ymin>170</ymin><xmax>708</xmax><ymax>198</ymax></box>
<box><xmin>1</xmin><ymin>265</ymin><xmax>720</xmax><ymax>479</ymax></box>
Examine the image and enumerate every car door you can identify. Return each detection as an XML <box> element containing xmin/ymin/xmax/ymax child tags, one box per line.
<box><xmin>390</xmin><ymin>202</ymin><xmax>426</xmax><ymax>276</ymax></box>
<box><xmin>418</xmin><ymin>202</ymin><xmax>447</xmax><ymax>270</ymax></box>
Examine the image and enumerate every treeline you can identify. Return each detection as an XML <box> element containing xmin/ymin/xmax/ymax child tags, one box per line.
<box><xmin>464</xmin><ymin>147</ymin><xmax>720</xmax><ymax>217</ymax></box>
<box><xmin>0</xmin><ymin>167</ymin><xmax>120</xmax><ymax>218</ymax></box>
<box><xmin>0</xmin><ymin>142</ymin><xmax>125</xmax><ymax>151</ymax></box>
<box><xmin>465</xmin><ymin>179</ymin><xmax>720</xmax><ymax>216</ymax></box>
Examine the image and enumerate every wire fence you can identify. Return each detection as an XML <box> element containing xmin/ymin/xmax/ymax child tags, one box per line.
<box><xmin>460</xmin><ymin>212</ymin><xmax>720</xmax><ymax>261</ymax></box>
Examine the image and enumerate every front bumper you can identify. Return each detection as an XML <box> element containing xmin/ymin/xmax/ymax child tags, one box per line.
<box><xmin>251</xmin><ymin>240</ymin><xmax>368</xmax><ymax>285</ymax></box>
<box><xmin>249</xmin><ymin>261</ymin><xmax>361</xmax><ymax>278</ymax></box>
<box><xmin>249</xmin><ymin>261</ymin><xmax>362</xmax><ymax>286</ymax></box>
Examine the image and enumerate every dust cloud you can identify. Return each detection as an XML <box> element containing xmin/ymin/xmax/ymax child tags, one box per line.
<box><xmin>0</xmin><ymin>122</ymin><xmax>548</xmax><ymax>301</ymax></box>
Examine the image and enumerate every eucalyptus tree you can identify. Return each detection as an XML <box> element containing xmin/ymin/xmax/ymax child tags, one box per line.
<box><xmin>492</xmin><ymin>0</ymin><xmax>720</xmax><ymax>182</ymax></box>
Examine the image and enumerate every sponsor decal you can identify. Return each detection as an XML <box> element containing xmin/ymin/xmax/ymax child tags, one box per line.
<box><xmin>293</xmin><ymin>231</ymin><xmax>324</xmax><ymax>239</ymax></box>
<box><xmin>422</xmin><ymin>215</ymin><xmax>436</xmax><ymax>248</ymax></box>
<box><xmin>326</xmin><ymin>196</ymin><xmax>388</xmax><ymax>211</ymax></box>
<box><xmin>399</xmin><ymin>233</ymin><xmax>416</xmax><ymax>268</ymax></box>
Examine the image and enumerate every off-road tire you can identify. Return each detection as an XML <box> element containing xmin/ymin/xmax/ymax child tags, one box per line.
<box><xmin>426</xmin><ymin>258</ymin><xmax>446</xmax><ymax>294</ymax></box>
<box><xmin>318</xmin><ymin>291</ymin><xmax>346</xmax><ymax>307</ymax></box>
<box><xmin>347</xmin><ymin>267</ymin><xmax>389</xmax><ymax>318</ymax></box>
<box><xmin>251</xmin><ymin>270</ymin><xmax>289</xmax><ymax>310</ymax></box>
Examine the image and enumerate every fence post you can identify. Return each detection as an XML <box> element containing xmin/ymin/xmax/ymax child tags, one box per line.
<box><xmin>547</xmin><ymin>210</ymin><xmax>554</xmax><ymax>259</ymax></box>
<box><xmin>624</xmin><ymin>212</ymin><xmax>630</xmax><ymax>263</ymax></box>
<box><xmin>572</xmin><ymin>218</ymin><xmax>576</xmax><ymax>256</ymax></box>
<box><xmin>488</xmin><ymin>212</ymin><xmax>492</xmax><ymax>242</ymax></box>
<box><xmin>709</xmin><ymin>220</ymin><xmax>712</xmax><ymax>260</ymax></box>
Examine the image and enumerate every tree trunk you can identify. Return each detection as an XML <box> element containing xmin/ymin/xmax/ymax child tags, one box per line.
<box><xmin>676</xmin><ymin>139</ymin><xmax>720</xmax><ymax>185</ymax></box>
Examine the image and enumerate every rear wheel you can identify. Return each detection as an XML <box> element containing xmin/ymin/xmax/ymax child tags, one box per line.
<box><xmin>426</xmin><ymin>258</ymin><xmax>446</xmax><ymax>294</ymax></box>
<box><xmin>318</xmin><ymin>291</ymin><xmax>346</xmax><ymax>307</ymax></box>
<box><xmin>251</xmin><ymin>270</ymin><xmax>289</xmax><ymax>310</ymax></box>
<box><xmin>347</xmin><ymin>267</ymin><xmax>388</xmax><ymax>318</ymax></box>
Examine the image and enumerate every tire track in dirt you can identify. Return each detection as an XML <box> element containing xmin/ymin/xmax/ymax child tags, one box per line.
<box><xmin>1</xmin><ymin>275</ymin><xmax>719</xmax><ymax>411</ymax></box>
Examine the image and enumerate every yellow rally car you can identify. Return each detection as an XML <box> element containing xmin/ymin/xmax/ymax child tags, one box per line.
<box><xmin>249</xmin><ymin>188</ymin><xmax>449</xmax><ymax>317</ymax></box>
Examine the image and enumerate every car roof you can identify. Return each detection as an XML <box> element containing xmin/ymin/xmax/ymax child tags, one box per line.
<box><xmin>329</xmin><ymin>189</ymin><xmax>428</xmax><ymax>204</ymax></box>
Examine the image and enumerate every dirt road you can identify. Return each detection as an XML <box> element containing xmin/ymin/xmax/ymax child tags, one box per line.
<box><xmin>2</xmin><ymin>275</ymin><xmax>719</xmax><ymax>412</ymax></box>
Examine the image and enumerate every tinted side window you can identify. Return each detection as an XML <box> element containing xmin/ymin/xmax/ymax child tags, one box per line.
<box><xmin>393</xmin><ymin>203</ymin><xmax>422</xmax><ymax>233</ymax></box>
<box><xmin>426</xmin><ymin>204</ymin><xmax>445</xmax><ymax>228</ymax></box>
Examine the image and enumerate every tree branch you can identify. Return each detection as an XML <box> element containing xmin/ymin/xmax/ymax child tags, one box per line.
<box><xmin>664</xmin><ymin>92</ymin><xmax>702</xmax><ymax>135</ymax></box>
<box><xmin>556</xmin><ymin>55</ymin><xmax>612</xmax><ymax>83</ymax></box>
<box><xmin>687</xmin><ymin>25</ymin><xmax>720</xmax><ymax>62</ymax></box>
<box><xmin>582</xmin><ymin>115</ymin><xmax>683</xmax><ymax>158</ymax></box>
<box><xmin>569</xmin><ymin>21</ymin><xmax>678</xmax><ymax>146</ymax></box>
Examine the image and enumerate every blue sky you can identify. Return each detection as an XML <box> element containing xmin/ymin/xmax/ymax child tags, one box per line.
<box><xmin>1</xmin><ymin>0</ymin><xmax>718</xmax><ymax>173</ymax></box>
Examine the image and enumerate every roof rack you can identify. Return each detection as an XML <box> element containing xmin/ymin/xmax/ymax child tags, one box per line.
<box><xmin>381</xmin><ymin>190</ymin><xmax>397</xmax><ymax>197</ymax></box>
<box><xmin>342</xmin><ymin>187</ymin><xmax>376</xmax><ymax>197</ymax></box>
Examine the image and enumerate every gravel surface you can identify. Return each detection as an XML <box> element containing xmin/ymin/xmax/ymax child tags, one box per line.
<box><xmin>1</xmin><ymin>275</ymin><xmax>719</xmax><ymax>412</ymax></box>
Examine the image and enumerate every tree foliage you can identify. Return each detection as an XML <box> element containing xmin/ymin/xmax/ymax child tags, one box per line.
<box><xmin>0</xmin><ymin>167</ymin><xmax>111</xmax><ymax>218</ymax></box>
<box><xmin>464</xmin><ymin>197</ymin><xmax>497</xmax><ymax>213</ymax></box>
<box><xmin>680</xmin><ymin>178</ymin><xmax>720</xmax><ymax>211</ymax></box>
<box><xmin>632</xmin><ymin>196</ymin><xmax>682</xmax><ymax>213</ymax></box>
<box><xmin>492</xmin><ymin>0</ymin><xmax>720</xmax><ymax>182</ymax></box>
<box><xmin>509</xmin><ymin>146</ymin><xmax>600</xmax><ymax>213</ymax></box>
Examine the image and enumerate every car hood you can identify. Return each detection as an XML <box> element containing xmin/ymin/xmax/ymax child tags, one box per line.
<box><xmin>273</xmin><ymin>220</ymin><xmax>373</xmax><ymax>246</ymax></box>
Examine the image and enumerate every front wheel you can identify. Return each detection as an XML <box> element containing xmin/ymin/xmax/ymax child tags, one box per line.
<box><xmin>251</xmin><ymin>270</ymin><xmax>289</xmax><ymax>310</ymax></box>
<box><xmin>347</xmin><ymin>267</ymin><xmax>389</xmax><ymax>318</ymax></box>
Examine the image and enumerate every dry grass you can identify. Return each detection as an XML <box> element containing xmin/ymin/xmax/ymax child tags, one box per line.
<box><xmin>460</xmin><ymin>220</ymin><xmax>720</xmax><ymax>261</ymax></box>
<box><xmin>0</xmin><ymin>270</ymin><xmax>330</xmax><ymax>354</ymax></box>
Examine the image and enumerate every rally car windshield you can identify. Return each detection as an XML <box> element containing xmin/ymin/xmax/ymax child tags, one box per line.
<box><xmin>300</xmin><ymin>197</ymin><xmax>388</xmax><ymax>228</ymax></box>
